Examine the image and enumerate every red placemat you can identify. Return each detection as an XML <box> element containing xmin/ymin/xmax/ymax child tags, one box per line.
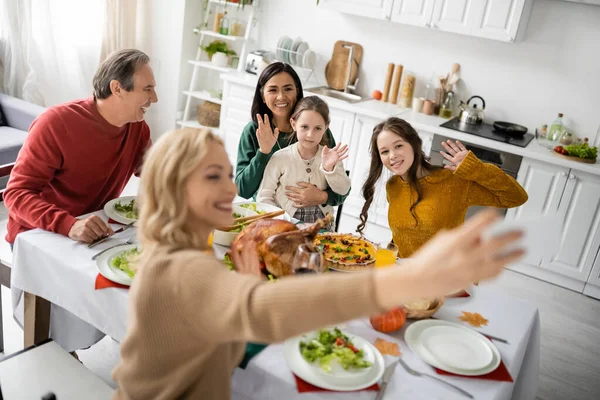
<box><xmin>293</xmin><ymin>374</ymin><xmax>379</xmax><ymax>393</ymax></box>
<box><xmin>434</xmin><ymin>352</ymin><xmax>513</xmax><ymax>382</ymax></box>
<box><xmin>108</xmin><ymin>218</ymin><xmax>125</xmax><ymax>225</ymax></box>
<box><xmin>95</xmin><ymin>274</ymin><xmax>129</xmax><ymax>290</ymax></box>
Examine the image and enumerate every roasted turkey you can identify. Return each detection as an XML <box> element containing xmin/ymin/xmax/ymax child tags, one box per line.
<box><xmin>231</xmin><ymin>214</ymin><xmax>333</xmax><ymax>277</ymax></box>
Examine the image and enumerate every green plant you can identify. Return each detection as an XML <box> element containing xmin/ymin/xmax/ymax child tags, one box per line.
<box><xmin>201</xmin><ymin>40</ymin><xmax>237</xmax><ymax>58</ymax></box>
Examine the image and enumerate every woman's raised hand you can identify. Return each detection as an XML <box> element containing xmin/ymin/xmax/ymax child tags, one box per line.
<box><xmin>256</xmin><ymin>114</ymin><xmax>280</xmax><ymax>155</ymax></box>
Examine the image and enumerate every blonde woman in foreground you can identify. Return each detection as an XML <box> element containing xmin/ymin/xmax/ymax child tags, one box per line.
<box><xmin>112</xmin><ymin>128</ymin><xmax>524</xmax><ymax>400</ymax></box>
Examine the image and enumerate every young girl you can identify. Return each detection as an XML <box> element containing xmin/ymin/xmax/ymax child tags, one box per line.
<box><xmin>359</xmin><ymin>117</ymin><xmax>528</xmax><ymax>259</ymax></box>
<box><xmin>257</xmin><ymin>96</ymin><xmax>350</xmax><ymax>229</ymax></box>
<box><xmin>111</xmin><ymin>127</ymin><xmax>523</xmax><ymax>399</ymax></box>
<box><xmin>235</xmin><ymin>62</ymin><xmax>346</xmax><ymax>209</ymax></box>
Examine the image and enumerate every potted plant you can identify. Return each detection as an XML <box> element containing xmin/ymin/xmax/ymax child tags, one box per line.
<box><xmin>201</xmin><ymin>40</ymin><xmax>237</xmax><ymax>66</ymax></box>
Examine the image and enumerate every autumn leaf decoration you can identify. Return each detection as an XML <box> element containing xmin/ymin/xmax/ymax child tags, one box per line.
<box><xmin>374</xmin><ymin>338</ymin><xmax>402</xmax><ymax>357</ymax></box>
<box><xmin>459</xmin><ymin>311</ymin><xmax>489</xmax><ymax>328</ymax></box>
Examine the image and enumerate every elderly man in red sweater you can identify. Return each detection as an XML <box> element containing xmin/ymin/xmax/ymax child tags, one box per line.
<box><xmin>4</xmin><ymin>48</ymin><xmax>157</xmax><ymax>245</ymax></box>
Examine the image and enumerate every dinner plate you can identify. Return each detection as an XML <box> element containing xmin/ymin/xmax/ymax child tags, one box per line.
<box><xmin>277</xmin><ymin>36</ymin><xmax>290</xmax><ymax>61</ymax></box>
<box><xmin>96</xmin><ymin>244</ymin><xmax>139</xmax><ymax>286</ymax></box>
<box><xmin>405</xmin><ymin>319</ymin><xmax>501</xmax><ymax>376</ymax></box>
<box><xmin>232</xmin><ymin>202</ymin><xmax>292</xmax><ymax>221</ymax></box>
<box><xmin>213</xmin><ymin>205</ymin><xmax>258</xmax><ymax>247</ymax></box>
<box><xmin>104</xmin><ymin>196</ymin><xmax>138</xmax><ymax>226</ymax></box>
<box><xmin>289</xmin><ymin>37</ymin><xmax>303</xmax><ymax>65</ymax></box>
<box><xmin>281</xmin><ymin>37</ymin><xmax>293</xmax><ymax>64</ymax></box>
<box><xmin>420</xmin><ymin>326</ymin><xmax>493</xmax><ymax>370</ymax></box>
<box><xmin>283</xmin><ymin>330</ymin><xmax>384</xmax><ymax>391</ymax></box>
<box><xmin>303</xmin><ymin>49</ymin><xmax>317</xmax><ymax>69</ymax></box>
<box><xmin>295</xmin><ymin>42</ymin><xmax>309</xmax><ymax>67</ymax></box>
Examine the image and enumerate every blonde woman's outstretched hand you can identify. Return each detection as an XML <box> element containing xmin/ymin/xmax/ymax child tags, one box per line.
<box><xmin>321</xmin><ymin>143</ymin><xmax>349</xmax><ymax>172</ymax></box>
<box><xmin>256</xmin><ymin>114</ymin><xmax>280</xmax><ymax>155</ymax></box>
<box><xmin>440</xmin><ymin>140</ymin><xmax>469</xmax><ymax>170</ymax></box>
<box><xmin>397</xmin><ymin>210</ymin><xmax>524</xmax><ymax>302</ymax></box>
<box><xmin>230</xmin><ymin>245</ymin><xmax>265</xmax><ymax>280</ymax></box>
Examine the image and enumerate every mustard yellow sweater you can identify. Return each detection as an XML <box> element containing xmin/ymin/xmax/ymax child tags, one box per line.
<box><xmin>387</xmin><ymin>151</ymin><xmax>528</xmax><ymax>258</ymax></box>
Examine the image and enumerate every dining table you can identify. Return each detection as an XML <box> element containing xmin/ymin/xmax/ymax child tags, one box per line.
<box><xmin>9</xmin><ymin>189</ymin><xmax>540</xmax><ymax>399</ymax></box>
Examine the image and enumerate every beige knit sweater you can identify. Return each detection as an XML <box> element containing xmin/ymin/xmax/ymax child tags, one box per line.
<box><xmin>257</xmin><ymin>143</ymin><xmax>351</xmax><ymax>218</ymax></box>
<box><xmin>112</xmin><ymin>246</ymin><xmax>384</xmax><ymax>400</ymax></box>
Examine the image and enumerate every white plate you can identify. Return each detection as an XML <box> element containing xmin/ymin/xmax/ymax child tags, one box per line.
<box><xmin>289</xmin><ymin>37</ymin><xmax>303</xmax><ymax>65</ymax></box>
<box><xmin>277</xmin><ymin>36</ymin><xmax>290</xmax><ymax>62</ymax></box>
<box><xmin>283</xmin><ymin>330</ymin><xmax>384</xmax><ymax>391</ymax></box>
<box><xmin>405</xmin><ymin>320</ymin><xmax>501</xmax><ymax>376</ymax></box>
<box><xmin>281</xmin><ymin>37</ymin><xmax>293</xmax><ymax>64</ymax></box>
<box><xmin>295</xmin><ymin>42</ymin><xmax>309</xmax><ymax>66</ymax></box>
<box><xmin>303</xmin><ymin>49</ymin><xmax>317</xmax><ymax>69</ymax></box>
<box><xmin>232</xmin><ymin>202</ymin><xmax>292</xmax><ymax>222</ymax></box>
<box><xmin>420</xmin><ymin>325</ymin><xmax>493</xmax><ymax>371</ymax></box>
<box><xmin>104</xmin><ymin>196</ymin><xmax>138</xmax><ymax>226</ymax></box>
<box><xmin>213</xmin><ymin>205</ymin><xmax>258</xmax><ymax>247</ymax></box>
<box><xmin>95</xmin><ymin>244</ymin><xmax>139</xmax><ymax>286</ymax></box>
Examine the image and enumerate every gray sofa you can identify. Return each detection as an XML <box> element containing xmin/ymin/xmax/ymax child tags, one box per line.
<box><xmin>0</xmin><ymin>92</ymin><xmax>45</xmax><ymax>165</ymax></box>
<box><xmin>0</xmin><ymin>93</ymin><xmax>45</xmax><ymax>190</ymax></box>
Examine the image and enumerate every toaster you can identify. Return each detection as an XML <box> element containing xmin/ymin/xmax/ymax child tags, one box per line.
<box><xmin>245</xmin><ymin>50</ymin><xmax>270</xmax><ymax>75</ymax></box>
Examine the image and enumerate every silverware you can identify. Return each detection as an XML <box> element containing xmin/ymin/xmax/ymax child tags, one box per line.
<box><xmin>375</xmin><ymin>359</ymin><xmax>399</xmax><ymax>400</ymax></box>
<box><xmin>88</xmin><ymin>221</ymin><xmax>136</xmax><ymax>249</ymax></box>
<box><xmin>91</xmin><ymin>237</ymin><xmax>135</xmax><ymax>260</ymax></box>
<box><xmin>396</xmin><ymin>357</ymin><xmax>473</xmax><ymax>399</ymax></box>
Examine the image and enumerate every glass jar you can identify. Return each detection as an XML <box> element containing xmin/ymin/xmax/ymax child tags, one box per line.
<box><xmin>439</xmin><ymin>91</ymin><xmax>454</xmax><ymax>119</ymax></box>
<box><xmin>219</xmin><ymin>11</ymin><xmax>230</xmax><ymax>35</ymax></box>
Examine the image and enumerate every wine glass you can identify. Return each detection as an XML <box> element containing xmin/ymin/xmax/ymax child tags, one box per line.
<box><xmin>374</xmin><ymin>242</ymin><xmax>399</xmax><ymax>268</ymax></box>
<box><xmin>292</xmin><ymin>244</ymin><xmax>326</xmax><ymax>275</ymax></box>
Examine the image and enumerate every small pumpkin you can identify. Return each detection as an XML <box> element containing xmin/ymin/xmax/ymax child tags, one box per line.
<box><xmin>369</xmin><ymin>307</ymin><xmax>406</xmax><ymax>333</ymax></box>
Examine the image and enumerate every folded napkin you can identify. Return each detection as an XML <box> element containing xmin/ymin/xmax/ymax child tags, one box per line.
<box><xmin>95</xmin><ymin>274</ymin><xmax>129</xmax><ymax>290</ymax></box>
<box><xmin>293</xmin><ymin>374</ymin><xmax>380</xmax><ymax>393</ymax></box>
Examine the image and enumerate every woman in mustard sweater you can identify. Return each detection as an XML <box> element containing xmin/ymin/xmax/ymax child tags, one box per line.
<box><xmin>112</xmin><ymin>128</ymin><xmax>524</xmax><ymax>399</ymax></box>
<box><xmin>358</xmin><ymin>117</ymin><xmax>528</xmax><ymax>259</ymax></box>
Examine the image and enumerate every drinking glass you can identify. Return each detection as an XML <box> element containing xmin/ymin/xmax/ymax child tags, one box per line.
<box><xmin>374</xmin><ymin>242</ymin><xmax>398</xmax><ymax>268</ymax></box>
<box><xmin>292</xmin><ymin>244</ymin><xmax>326</xmax><ymax>275</ymax></box>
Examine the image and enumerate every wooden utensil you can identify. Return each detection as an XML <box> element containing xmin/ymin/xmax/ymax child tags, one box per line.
<box><xmin>389</xmin><ymin>64</ymin><xmax>404</xmax><ymax>104</ymax></box>
<box><xmin>382</xmin><ymin>63</ymin><xmax>394</xmax><ymax>102</ymax></box>
<box><xmin>325</xmin><ymin>55</ymin><xmax>359</xmax><ymax>90</ymax></box>
<box><xmin>217</xmin><ymin>210</ymin><xmax>285</xmax><ymax>232</ymax></box>
<box><xmin>332</xmin><ymin>40</ymin><xmax>363</xmax><ymax>65</ymax></box>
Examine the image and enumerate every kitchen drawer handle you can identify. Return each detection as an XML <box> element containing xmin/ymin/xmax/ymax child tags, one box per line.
<box><xmin>560</xmin><ymin>172</ymin><xmax>567</xmax><ymax>177</ymax></box>
<box><xmin>569</xmin><ymin>174</ymin><xmax>577</xmax><ymax>180</ymax></box>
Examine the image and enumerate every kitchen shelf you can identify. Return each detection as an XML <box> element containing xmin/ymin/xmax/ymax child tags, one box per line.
<box><xmin>177</xmin><ymin>119</ymin><xmax>221</xmax><ymax>134</ymax></box>
<box><xmin>188</xmin><ymin>60</ymin><xmax>234</xmax><ymax>73</ymax></box>
<box><xmin>209</xmin><ymin>0</ymin><xmax>254</xmax><ymax>7</ymax></box>
<box><xmin>183</xmin><ymin>90</ymin><xmax>223</xmax><ymax>104</ymax></box>
<box><xmin>199</xmin><ymin>30</ymin><xmax>245</xmax><ymax>42</ymax></box>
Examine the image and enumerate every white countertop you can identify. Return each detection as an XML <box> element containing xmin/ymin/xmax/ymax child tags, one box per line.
<box><xmin>221</xmin><ymin>71</ymin><xmax>600</xmax><ymax>176</ymax></box>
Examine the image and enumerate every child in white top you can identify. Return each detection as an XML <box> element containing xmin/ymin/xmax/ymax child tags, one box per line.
<box><xmin>257</xmin><ymin>96</ymin><xmax>351</xmax><ymax>229</ymax></box>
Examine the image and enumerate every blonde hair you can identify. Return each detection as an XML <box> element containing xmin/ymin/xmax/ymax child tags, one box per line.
<box><xmin>138</xmin><ymin>128</ymin><xmax>223</xmax><ymax>251</ymax></box>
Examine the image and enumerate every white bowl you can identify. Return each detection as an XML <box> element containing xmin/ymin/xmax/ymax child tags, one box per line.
<box><xmin>233</xmin><ymin>202</ymin><xmax>292</xmax><ymax>221</ymax></box>
<box><xmin>212</xmin><ymin>205</ymin><xmax>257</xmax><ymax>247</ymax></box>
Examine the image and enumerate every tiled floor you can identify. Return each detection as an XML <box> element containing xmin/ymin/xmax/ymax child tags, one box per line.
<box><xmin>1</xmin><ymin>194</ymin><xmax>599</xmax><ymax>397</ymax></box>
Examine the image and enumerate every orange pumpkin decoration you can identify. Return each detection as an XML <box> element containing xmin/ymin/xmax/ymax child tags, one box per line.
<box><xmin>369</xmin><ymin>307</ymin><xmax>406</xmax><ymax>333</ymax></box>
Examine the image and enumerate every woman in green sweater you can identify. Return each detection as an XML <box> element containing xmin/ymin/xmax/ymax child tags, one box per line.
<box><xmin>235</xmin><ymin>62</ymin><xmax>346</xmax><ymax>208</ymax></box>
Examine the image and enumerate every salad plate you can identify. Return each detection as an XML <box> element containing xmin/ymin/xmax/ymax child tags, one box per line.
<box><xmin>283</xmin><ymin>327</ymin><xmax>384</xmax><ymax>391</ymax></box>
<box><xmin>96</xmin><ymin>244</ymin><xmax>139</xmax><ymax>286</ymax></box>
<box><xmin>104</xmin><ymin>196</ymin><xmax>138</xmax><ymax>226</ymax></box>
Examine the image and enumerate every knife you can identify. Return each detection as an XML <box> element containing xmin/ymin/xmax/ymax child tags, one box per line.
<box><xmin>87</xmin><ymin>221</ymin><xmax>136</xmax><ymax>249</ymax></box>
<box><xmin>375</xmin><ymin>359</ymin><xmax>399</xmax><ymax>400</ymax></box>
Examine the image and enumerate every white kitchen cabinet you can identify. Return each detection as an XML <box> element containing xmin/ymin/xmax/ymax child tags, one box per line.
<box><xmin>469</xmin><ymin>0</ymin><xmax>530</xmax><ymax>42</ymax></box>
<box><xmin>318</xmin><ymin>0</ymin><xmax>394</xmax><ymax>20</ymax></box>
<box><xmin>430</xmin><ymin>0</ymin><xmax>472</xmax><ymax>35</ymax></box>
<box><xmin>343</xmin><ymin>114</ymin><xmax>381</xmax><ymax>223</ymax></box>
<box><xmin>583</xmin><ymin>248</ymin><xmax>600</xmax><ymax>300</ymax></box>
<box><xmin>541</xmin><ymin>170</ymin><xmax>600</xmax><ymax>285</ymax></box>
<box><xmin>327</xmin><ymin>106</ymin><xmax>356</xmax><ymax>170</ymax></box>
<box><xmin>504</xmin><ymin>158</ymin><xmax>569</xmax><ymax>267</ymax></box>
<box><xmin>389</xmin><ymin>0</ymin><xmax>436</xmax><ymax>27</ymax></box>
<box><xmin>221</xmin><ymin>81</ymin><xmax>254</xmax><ymax>166</ymax></box>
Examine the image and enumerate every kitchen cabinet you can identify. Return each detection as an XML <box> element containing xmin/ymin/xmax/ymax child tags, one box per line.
<box><xmin>541</xmin><ymin>170</ymin><xmax>600</xmax><ymax>285</ymax></box>
<box><xmin>583</xmin><ymin>248</ymin><xmax>600</xmax><ymax>300</ymax></box>
<box><xmin>327</xmin><ymin>106</ymin><xmax>356</xmax><ymax>170</ymax></box>
<box><xmin>220</xmin><ymin>81</ymin><xmax>254</xmax><ymax>166</ymax></box>
<box><xmin>389</xmin><ymin>0</ymin><xmax>436</xmax><ymax>27</ymax></box>
<box><xmin>318</xmin><ymin>0</ymin><xmax>393</xmax><ymax>20</ymax></box>
<box><xmin>505</xmin><ymin>158</ymin><xmax>600</xmax><ymax>293</ymax></box>
<box><xmin>321</xmin><ymin>0</ymin><xmax>533</xmax><ymax>42</ymax></box>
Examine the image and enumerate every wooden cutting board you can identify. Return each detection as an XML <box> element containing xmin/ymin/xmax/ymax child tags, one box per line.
<box><xmin>325</xmin><ymin>54</ymin><xmax>359</xmax><ymax>91</ymax></box>
<box><xmin>333</xmin><ymin>40</ymin><xmax>363</xmax><ymax>65</ymax></box>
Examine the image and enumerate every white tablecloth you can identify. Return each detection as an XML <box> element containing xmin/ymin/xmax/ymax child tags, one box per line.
<box><xmin>9</xmin><ymin>196</ymin><xmax>539</xmax><ymax>399</ymax></box>
<box><xmin>231</xmin><ymin>287</ymin><xmax>540</xmax><ymax>400</ymax></box>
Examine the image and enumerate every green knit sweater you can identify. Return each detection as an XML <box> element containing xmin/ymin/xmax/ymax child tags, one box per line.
<box><xmin>235</xmin><ymin>121</ymin><xmax>347</xmax><ymax>206</ymax></box>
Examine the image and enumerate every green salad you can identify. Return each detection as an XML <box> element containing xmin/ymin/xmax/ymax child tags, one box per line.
<box><xmin>563</xmin><ymin>143</ymin><xmax>598</xmax><ymax>160</ymax></box>
<box><xmin>299</xmin><ymin>328</ymin><xmax>372</xmax><ymax>373</ymax></box>
<box><xmin>114</xmin><ymin>199</ymin><xmax>139</xmax><ymax>219</ymax></box>
<box><xmin>239</xmin><ymin>203</ymin><xmax>266</xmax><ymax>214</ymax></box>
<box><xmin>111</xmin><ymin>248</ymin><xmax>140</xmax><ymax>278</ymax></box>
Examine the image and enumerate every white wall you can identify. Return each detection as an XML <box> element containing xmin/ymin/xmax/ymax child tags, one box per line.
<box><xmin>255</xmin><ymin>0</ymin><xmax>600</xmax><ymax>144</ymax></box>
<box><xmin>136</xmin><ymin>0</ymin><xmax>186</xmax><ymax>141</ymax></box>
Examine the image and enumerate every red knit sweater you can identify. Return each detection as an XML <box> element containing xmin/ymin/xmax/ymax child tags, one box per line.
<box><xmin>4</xmin><ymin>97</ymin><xmax>151</xmax><ymax>244</ymax></box>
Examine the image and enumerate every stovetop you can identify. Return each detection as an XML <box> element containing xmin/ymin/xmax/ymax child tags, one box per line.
<box><xmin>440</xmin><ymin>118</ymin><xmax>534</xmax><ymax>148</ymax></box>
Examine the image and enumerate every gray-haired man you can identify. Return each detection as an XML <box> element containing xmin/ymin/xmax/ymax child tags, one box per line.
<box><xmin>5</xmin><ymin>49</ymin><xmax>157</xmax><ymax>245</ymax></box>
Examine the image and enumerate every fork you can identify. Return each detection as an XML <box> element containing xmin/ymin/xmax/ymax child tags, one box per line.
<box><xmin>396</xmin><ymin>357</ymin><xmax>474</xmax><ymax>399</ymax></box>
<box><xmin>91</xmin><ymin>238</ymin><xmax>135</xmax><ymax>261</ymax></box>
